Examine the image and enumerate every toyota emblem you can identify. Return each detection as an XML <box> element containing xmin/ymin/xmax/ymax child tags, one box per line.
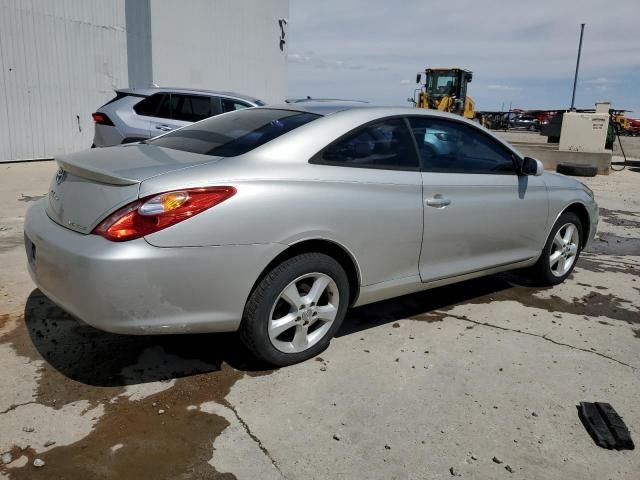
<box><xmin>55</xmin><ymin>168</ymin><xmax>66</xmax><ymax>185</ymax></box>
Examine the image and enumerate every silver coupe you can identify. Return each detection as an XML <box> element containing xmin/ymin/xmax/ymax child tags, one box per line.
<box><xmin>24</xmin><ymin>102</ymin><xmax>598</xmax><ymax>365</ymax></box>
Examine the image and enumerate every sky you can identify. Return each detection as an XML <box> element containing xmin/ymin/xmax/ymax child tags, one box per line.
<box><xmin>286</xmin><ymin>0</ymin><xmax>640</xmax><ymax>113</ymax></box>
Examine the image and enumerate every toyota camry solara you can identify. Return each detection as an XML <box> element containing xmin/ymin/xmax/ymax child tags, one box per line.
<box><xmin>25</xmin><ymin>103</ymin><xmax>598</xmax><ymax>365</ymax></box>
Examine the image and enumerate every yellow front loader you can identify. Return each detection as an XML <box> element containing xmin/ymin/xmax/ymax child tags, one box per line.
<box><xmin>412</xmin><ymin>68</ymin><xmax>476</xmax><ymax>120</ymax></box>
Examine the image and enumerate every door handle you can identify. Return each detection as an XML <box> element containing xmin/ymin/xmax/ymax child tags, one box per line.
<box><xmin>425</xmin><ymin>196</ymin><xmax>451</xmax><ymax>208</ymax></box>
<box><xmin>155</xmin><ymin>125</ymin><xmax>172</xmax><ymax>131</ymax></box>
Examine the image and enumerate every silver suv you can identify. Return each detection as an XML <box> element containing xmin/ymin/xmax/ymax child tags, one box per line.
<box><xmin>91</xmin><ymin>88</ymin><xmax>266</xmax><ymax>147</ymax></box>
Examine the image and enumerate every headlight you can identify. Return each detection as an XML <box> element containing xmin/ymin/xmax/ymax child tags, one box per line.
<box><xmin>581</xmin><ymin>183</ymin><xmax>594</xmax><ymax>199</ymax></box>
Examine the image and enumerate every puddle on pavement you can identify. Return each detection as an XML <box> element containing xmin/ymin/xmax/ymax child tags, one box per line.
<box><xmin>599</xmin><ymin>208</ymin><xmax>640</xmax><ymax>229</ymax></box>
<box><xmin>5</xmin><ymin>370</ymin><xmax>241</xmax><ymax>480</ymax></box>
<box><xmin>578</xmin><ymin>254</ymin><xmax>640</xmax><ymax>277</ymax></box>
<box><xmin>0</xmin><ymin>291</ymin><xmax>274</xmax><ymax>479</ymax></box>
<box><xmin>586</xmin><ymin>232</ymin><xmax>640</xmax><ymax>256</ymax></box>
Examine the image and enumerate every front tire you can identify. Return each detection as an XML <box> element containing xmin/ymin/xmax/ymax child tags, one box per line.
<box><xmin>528</xmin><ymin>212</ymin><xmax>583</xmax><ymax>285</ymax></box>
<box><xmin>240</xmin><ymin>253</ymin><xmax>349</xmax><ymax>366</ymax></box>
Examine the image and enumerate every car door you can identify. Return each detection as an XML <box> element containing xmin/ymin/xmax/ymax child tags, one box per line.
<box><xmin>407</xmin><ymin>116</ymin><xmax>549</xmax><ymax>283</ymax></box>
<box><xmin>309</xmin><ymin>117</ymin><xmax>423</xmax><ymax>285</ymax></box>
<box><xmin>148</xmin><ymin>93</ymin><xmax>214</xmax><ymax>135</ymax></box>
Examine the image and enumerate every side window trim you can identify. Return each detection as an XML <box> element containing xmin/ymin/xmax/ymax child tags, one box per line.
<box><xmin>211</xmin><ymin>96</ymin><xmax>222</xmax><ymax>116</ymax></box>
<box><xmin>403</xmin><ymin>116</ymin><xmax>423</xmax><ymax>171</ymax></box>
<box><xmin>309</xmin><ymin>115</ymin><xmax>421</xmax><ymax>172</ymax></box>
<box><xmin>407</xmin><ymin>116</ymin><xmax>519</xmax><ymax>175</ymax></box>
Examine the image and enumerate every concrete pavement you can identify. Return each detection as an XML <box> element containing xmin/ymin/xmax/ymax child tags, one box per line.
<box><xmin>0</xmin><ymin>161</ymin><xmax>638</xmax><ymax>479</ymax></box>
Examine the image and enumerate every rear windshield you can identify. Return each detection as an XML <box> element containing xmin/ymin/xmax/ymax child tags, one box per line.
<box><xmin>148</xmin><ymin>108</ymin><xmax>320</xmax><ymax>157</ymax></box>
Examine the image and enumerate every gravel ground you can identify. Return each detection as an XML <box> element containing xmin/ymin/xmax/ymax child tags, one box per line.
<box><xmin>0</xmin><ymin>160</ymin><xmax>639</xmax><ymax>479</ymax></box>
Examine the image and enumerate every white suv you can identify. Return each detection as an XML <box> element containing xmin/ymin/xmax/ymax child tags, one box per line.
<box><xmin>91</xmin><ymin>88</ymin><xmax>266</xmax><ymax>147</ymax></box>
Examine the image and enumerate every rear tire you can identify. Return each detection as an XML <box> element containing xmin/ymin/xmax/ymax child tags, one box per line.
<box><xmin>239</xmin><ymin>253</ymin><xmax>349</xmax><ymax>366</ymax></box>
<box><xmin>527</xmin><ymin>212</ymin><xmax>583</xmax><ymax>286</ymax></box>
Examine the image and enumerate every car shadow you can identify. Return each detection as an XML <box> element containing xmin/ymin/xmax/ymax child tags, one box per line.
<box><xmin>338</xmin><ymin>272</ymin><xmax>532</xmax><ymax>337</ymax></box>
<box><xmin>24</xmin><ymin>273</ymin><xmax>530</xmax><ymax>386</ymax></box>
<box><xmin>23</xmin><ymin>289</ymin><xmax>271</xmax><ymax>388</ymax></box>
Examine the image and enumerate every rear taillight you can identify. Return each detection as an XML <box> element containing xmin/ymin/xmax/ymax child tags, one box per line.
<box><xmin>92</xmin><ymin>187</ymin><xmax>236</xmax><ymax>242</ymax></box>
<box><xmin>92</xmin><ymin>112</ymin><xmax>114</xmax><ymax>126</ymax></box>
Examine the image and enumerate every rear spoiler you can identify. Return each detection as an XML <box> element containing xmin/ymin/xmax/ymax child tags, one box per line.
<box><xmin>114</xmin><ymin>88</ymin><xmax>149</xmax><ymax>98</ymax></box>
<box><xmin>98</xmin><ymin>89</ymin><xmax>149</xmax><ymax>109</ymax></box>
<box><xmin>57</xmin><ymin>157</ymin><xmax>140</xmax><ymax>186</ymax></box>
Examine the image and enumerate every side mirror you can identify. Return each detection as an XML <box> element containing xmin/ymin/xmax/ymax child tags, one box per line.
<box><xmin>521</xmin><ymin>156</ymin><xmax>544</xmax><ymax>176</ymax></box>
<box><xmin>416</xmin><ymin>73</ymin><xmax>422</xmax><ymax>84</ymax></box>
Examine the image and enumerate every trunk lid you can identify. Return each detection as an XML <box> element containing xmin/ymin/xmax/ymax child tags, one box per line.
<box><xmin>46</xmin><ymin>144</ymin><xmax>222</xmax><ymax>234</ymax></box>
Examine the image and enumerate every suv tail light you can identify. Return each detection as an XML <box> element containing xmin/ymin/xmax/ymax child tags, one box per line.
<box><xmin>93</xmin><ymin>187</ymin><xmax>236</xmax><ymax>242</ymax></box>
<box><xmin>92</xmin><ymin>112</ymin><xmax>114</xmax><ymax>126</ymax></box>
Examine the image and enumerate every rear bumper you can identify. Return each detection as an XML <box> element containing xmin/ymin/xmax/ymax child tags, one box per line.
<box><xmin>24</xmin><ymin>200</ymin><xmax>286</xmax><ymax>334</ymax></box>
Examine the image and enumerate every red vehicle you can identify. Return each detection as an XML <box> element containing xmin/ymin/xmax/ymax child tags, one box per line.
<box><xmin>627</xmin><ymin>118</ymin><xmax>640</xmax><ymax>136</ymax></box>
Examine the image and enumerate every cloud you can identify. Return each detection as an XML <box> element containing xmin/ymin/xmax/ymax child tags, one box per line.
<box><xmin>287</xmin><ymin>0</ymin><xmax>640</xmax><ymax>111</ymax></box>
<box><xmin>287</xmin><ymin>53</ymin><xmax>311</xmax><ymax>64</ymax></box>
<box><xmin>487</xmin><ymin>85</ymin><xmax>518</xmax><ymax>91</ymax></box>
<box><xmin>582</xmin><ymin>77</ymin><xmax>614</xmax><ymax>92</ymax></box>
<box><xmin>288</xmin><ymin>50</ymin><xmax>385</xmax><ymax>71</ymax></box>
<box><xmin>399</xmin><ymin>79</ymin><xmax>411</xmax><ymax>84</ymax></box>
<box><xmin>584</xmin><ymin>77</ymin><xmax>611</xmax><ymax>85</ymax></box>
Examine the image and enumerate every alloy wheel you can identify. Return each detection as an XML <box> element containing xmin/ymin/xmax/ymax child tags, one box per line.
<box><xmin>549</xmin><ymin>222</ymin><xmax>580</xmax><ymax>277</ymax></box>
<box><xmin>268</xmin><ymin>273</ymin><xmax>340</xmax><ymax>353</ymax></box>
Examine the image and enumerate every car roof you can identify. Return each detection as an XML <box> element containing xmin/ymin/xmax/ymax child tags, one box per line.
<box><xmin>266</xmin><ymin>102</ymin><xmax>483</xmax><ymax>121</ymax></box>
<box><xmin>115</xmin><ymin>87</ymin><xmax>263</xmax><ymax>103</ymax></box>
<box><xmin>267</xmin><ymin>101</ymin><xmax>378</xmax><ymax>116</ymax></box>
<box><xmin>255</xmin><ymin>104</ymin><xmax>524</xmax><ymax>159</ymax></box>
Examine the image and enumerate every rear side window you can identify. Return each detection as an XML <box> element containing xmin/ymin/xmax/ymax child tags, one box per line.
<box><xmin>172</xmin><ymin>94</ymin><xmax>212</xmax><ymax>122</ymax></box>
<box><xmin>315</xmin><ymin>118</ymin><xmax>419</xmax><ymax>170</ymax></box>
<box><xmin>221</xmin><ymin>98</ymin><xmax>251</xmax><ymax>112</ymax></box>
<box><xmin>148</xmin><ymin>108</ymin><xmax>320</xmax><ymax>157</ymax></box>
<box><xmin>134</xmin><ymin>93</ymin><xmax>165</xmax><ymax>116</ymax></box>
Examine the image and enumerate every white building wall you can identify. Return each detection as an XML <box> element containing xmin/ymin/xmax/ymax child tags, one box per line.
<box><xmin>0</xmin><ymin>0</ymin><xmax>128</xmax><ymax>161</ymax></box>
<box><xmin>0</xmin><ymin>0</ymin><xmax>288</xmax><ymax>162</ymax></box>
<box><xmin>149</xmin><ymin>0</ymin><xmax>288</xmax><ymax>104</ymax></box>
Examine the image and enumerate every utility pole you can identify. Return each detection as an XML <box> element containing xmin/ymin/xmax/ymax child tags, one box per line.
<box><xmin>570</xmin><ymin>23</ymin><xmax>585</xmax><ymax>111</ymax></box>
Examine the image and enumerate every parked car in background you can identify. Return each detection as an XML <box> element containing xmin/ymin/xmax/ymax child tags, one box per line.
<box><xmin>91</xmin><ymin>88</ymin><xmax>266</xmax><ymax>147</ymax></box>
<box><xmin>26</xmin><ymin>103</ymin><xmax>598</xmax><ymax>366</ymax></box>
<box><xmin>509</xmin><ymin>114</ymin><xmax>539</xmax><ymax>131</ymax></box>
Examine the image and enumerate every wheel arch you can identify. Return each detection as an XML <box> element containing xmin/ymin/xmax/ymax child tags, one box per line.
<box><xmin>559</xmin><ymin>202</ymin><xmax>591</xmax><ymax>248</ymax></box>
<box><xmin>249</xmin><ymin>239</ymin><xmax>362</xmax><ymax>307</ymax></box>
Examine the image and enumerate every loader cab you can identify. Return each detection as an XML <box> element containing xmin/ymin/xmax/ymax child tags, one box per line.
<box><xmin>416</xmin><ymin>68</ymin><xmax>473</xmax><ymax>111</ymax></box>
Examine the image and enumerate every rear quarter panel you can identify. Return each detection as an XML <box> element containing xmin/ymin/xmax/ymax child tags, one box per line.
<box><xmin>141</xmin><ymin>158</ymin><xmax>424</xmax><ymax>287</ymax></box>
